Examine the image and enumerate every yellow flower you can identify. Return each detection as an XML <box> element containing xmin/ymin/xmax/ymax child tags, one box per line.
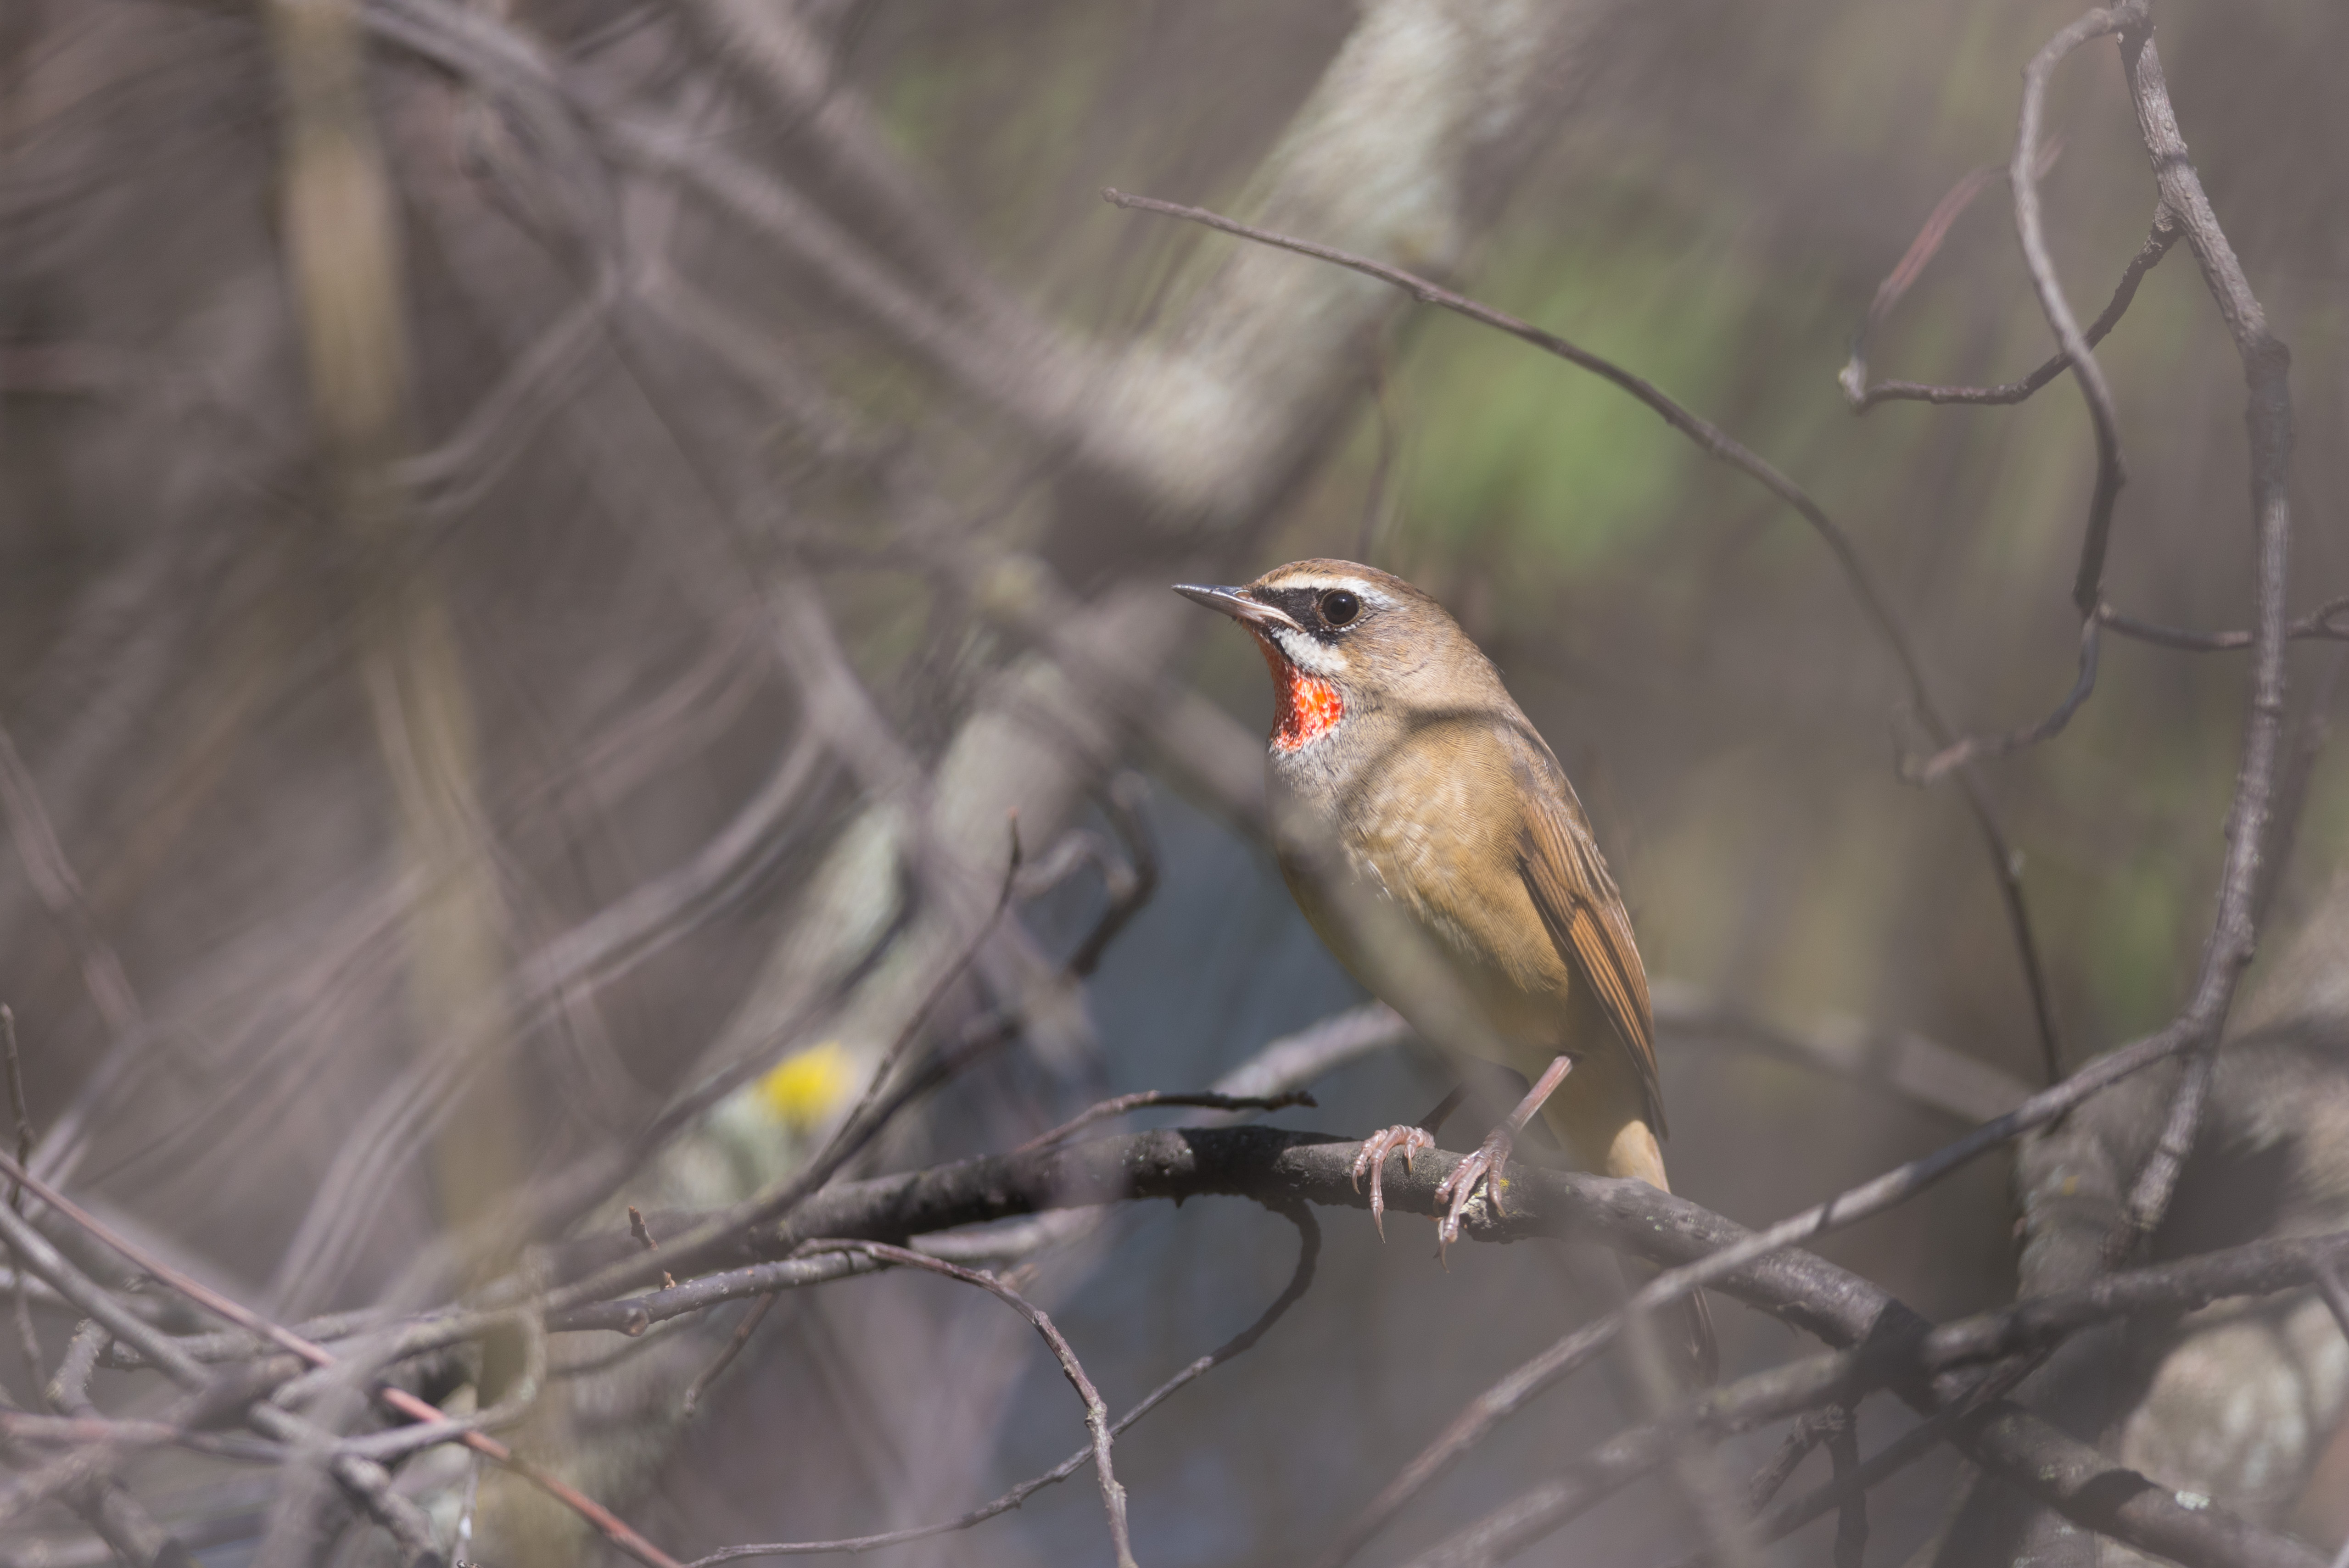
<box><xmin>754</xmin><ymin>1041</ymin><xmax>856</xmax><ymax>1131</ymax></box>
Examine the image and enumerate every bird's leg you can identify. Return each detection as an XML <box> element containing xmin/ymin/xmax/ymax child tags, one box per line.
<box><xmin>1350</xmin><ymin>1084</ymin><xmax>1467</xmax><ymax>1240</ymax></box>
<box><xmin>1432</xmin><ymin>1054</ymin><xmax>1575</xmax><ymax>1253</ymax></box>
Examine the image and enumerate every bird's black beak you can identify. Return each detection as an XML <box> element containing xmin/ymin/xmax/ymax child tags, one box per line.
<box><xmin>1173</xmin><ymin>582</ymin><xmax>1299</xmax><ymax>632</ymax></box>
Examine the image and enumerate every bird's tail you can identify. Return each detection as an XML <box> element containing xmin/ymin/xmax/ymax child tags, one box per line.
<box><xmin>1583</xmin><ymin>1107</ymin><xmax>1719</xmax><ymax>1387</ymax></box>
<box><xmin>1615</xmin><ymin>1254</ymin><xmax>1719</xmax><ymax>1389</ymax></box>
<box><xmin>1536</xmin><ymin>1064</ymin><xmax>1719</xmax><ymax>1385</ymax></box>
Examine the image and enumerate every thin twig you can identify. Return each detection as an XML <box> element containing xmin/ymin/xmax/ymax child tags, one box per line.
<box><xmin>1839</xmin><ymin>162</ymin><xmax>2002</xmax><ymax>405</ymax></box>
<box><xmin>1853</xmin><ymin>212</ymin><xmax>2180</xmax><ymax>410</ymax></box>
<box><xmin>2</xmin><ymin>1005</ymin><xmax>39</xmax><ymax>1384</ymax></box>
<box><xmin>630</xmin><ymin>1205</ymin><xmax>677</xmax><ymax>1289</ymax></box>
<box><xmin>2313</xmin><ymin>1262</ymin><xmax>2349</xmax><ymax>1348</ymax></box>
<box><xmin>0</xmin><ymin>728</ymin><xmax>147</xmax><ymax>1049</ymax></box>
<box><xmin>1358</xmin><ymin>332</ymin><xmax>1401</xmax><ymax>565</ymax></box>
<box><xmin>1823</xmin><ymin>1405</ymin><xmax>1866</xmax><ymax>1568</ymax></box>
<box><xmin>1738</xmin><ymin>1356</ymin><xmax>2044</xmax><ymax>1568</ymax></box>
<box><xmin>1064</xmin><ymin>773</ymin><xmax>1158</xmax><ymax>980</ymax></box>
<box><xmin>796</xmin><ymin>1241</ymin><xmax>1140</xmax><ymax>1568</ymax></box>
<box><xmin>1904</xmin><ymin>617</ymin><xmax>2099</xmax><ymax>784</ymax></box>
<box><xmin>1896</xmin><ymin>8</ymin><xmax>2157</xmax><ymax>794</ymax></box>
<box><xmin>686</xmin><ymin>1204</ymin><xmax>1316</xmax><ymax>1565</ymax></box>
<box><xmin>2106</xmin><ymin>13</ymin><xmax>2297</xmax><ymax>1266</ymax></box>
<box><xmin>1394</xmin><ymin>1356</ymin><xmax>1866</xmax><ymax>1568</ymax></box>
<box><xmin>1012</xmin><ymin>1089</ymin><xmax>1316</xmax><ymax>1155</ymax></box>
<box><xmin>1840</xmin><ymin>138</ymin><xmax>2064</xmax><ymax>406</ymax></box>
<box><xmin>2099</xmin><ymin>594</ymin><xmax>2349</xmax><ymax>653</ymax></box>
<box><xmin>1742</xmin><ymin>1407</ymin><xmax>1839</xmax><ymax>1513</ymax></box>
<box><xmin>680</xmin><ymin>1293</ymin><xmax>776</xmax><ymax>1418</ymax></box>
<box><xmin>2018</xmin><ymin>4</ymin><xmax>2145</xmax><ymax>619</ymax></box>
<box><xmin>2</xmin><ymin>1007</ymin><xmax>27</xmax><ymax>1204</ymax></box>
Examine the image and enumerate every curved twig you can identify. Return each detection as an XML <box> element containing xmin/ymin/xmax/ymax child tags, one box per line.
<box><xmin>2017</xmin><ymin>4</ymin><xmax>2145</xmax><ymax>619</ymax></box>
<box><xmin>1903</xmin><ymin>618</ymin><xmax>2100</xmax><ymax>785</ymax></box>
<box><xmin>793</xmin><ymin>1241</ymin><xmax>1141</xmax><ymax>1568</ymax></box>
<box><xmin>2105</xmin><ymin>15</ymin><xmax>2297</xmax><ymax>1263</ymax></box>
<box><xmin>1890</xmin><ymin>6</ymin><xmax>2153</xmax><ymax>797</ymax></box>
<box><xmin>1852</xmin><ymin>213</ymin><xmax>2179</xmax><ymax>410</ymax></box>
<box><xmin>685</xmin><ymin>1204</ymin><xmax>1318</xmax><ymax>1564</ymax></box>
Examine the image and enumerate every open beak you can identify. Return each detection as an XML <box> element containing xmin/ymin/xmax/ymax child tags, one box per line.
<box><xmin>1173</xmin><ymin>582</ymin><xmax>1300</xmax><ymax>632</ymax></box>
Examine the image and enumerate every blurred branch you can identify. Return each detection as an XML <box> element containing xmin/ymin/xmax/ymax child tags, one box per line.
<box><xmin>0</xmin><ymin>1187</ymin><xmax>444</xmax><ymax>1561</ymax></box>
<box><xmin>670</xmin><ymin>0</ymin><xmax>1038</xmax><ymax>337</ymax></box>
<box><xmin>0</xmin><ymin>723</ymin><xmax>147</xmax><ymax>1044</ymax></box>
<box><xmin>0</xmin><ymin>1144</ymin><xmax>682</xmax><ymax>1568</ymax></box>
<box><xmin>1652</xmin><ymin>982</ymin><xmax>2032</xmax><ymax>1124</ymax></box>
<box><xmin>265</xmin><ymin>0</ymin><xmax>525</xmax><ymax>1320</ymax></box>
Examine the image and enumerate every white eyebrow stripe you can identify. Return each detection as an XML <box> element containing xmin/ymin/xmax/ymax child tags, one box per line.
<box><xmin>1269</xmin><ymin>576</ymin><xmax>1395</xmax><ymax>607</ymax></box>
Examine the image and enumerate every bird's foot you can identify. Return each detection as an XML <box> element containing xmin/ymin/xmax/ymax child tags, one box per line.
<box><xmin>1432</xmin><ymin>1125</ymin><xmax>1515</xmax><ymax>1256</ymax></box>
<box><xmin>1350</xmin><ymin>1124</ymin><xmax>1436</xmax><ymax>1241</ymax></box>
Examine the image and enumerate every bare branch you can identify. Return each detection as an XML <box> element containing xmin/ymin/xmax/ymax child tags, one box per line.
<box><xmin>2107</xmin><ymin>12</ymin><xmax>2297</xmax><ymax>1263</ymax></box>
<box><xmin>798</xmin><ymin>1241</ymin><xmax>1140</xmax><ymax>1568</ymax></box>
<box><xmin>678</xmin><ymin>1291</ymin><xmax>777</xmax><ymax>1419</ymax></box>
<box><xmin>2100</xmin><ymin>594</ymin><xmax>2349</xmax><ymax>653</ymax></box>
<box><xmin>687</xmin><ymin>1205</ymin><xmax>1317</xmax><ymax>1564</ymax></box>
<box><xmin>1904</xmin><ymin>617</ymin><xmax>2099</xmax><ymax>784</ymax></box>
<box><xmin>1852</xmin><ymin>212</ymin><xmax>2181</xmax><ymax>410</ymax></box>
<box><xmin>2016</xmin><ymin>4</ymin><xmax>2146</xmax><ymax>619</ymax></box>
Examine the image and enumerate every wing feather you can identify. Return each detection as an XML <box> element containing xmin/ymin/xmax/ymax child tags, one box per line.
<box><xmin>1512</xmin><ymin>745</ymin><xmax>1665</xmax><ymax>1137</ymax></box>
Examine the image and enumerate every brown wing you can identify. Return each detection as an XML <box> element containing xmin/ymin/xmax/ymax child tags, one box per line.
<box><xmin>1511</xmin><ymin>745</ymin><xmax>1666</xmax><ymax>1138</ymax></box>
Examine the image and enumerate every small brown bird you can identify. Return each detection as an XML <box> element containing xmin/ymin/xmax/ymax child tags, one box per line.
<box><xmin>1178</xmin><ymin>559</ymin><xmax>1715</xmax><ymax>1383</ymax></box>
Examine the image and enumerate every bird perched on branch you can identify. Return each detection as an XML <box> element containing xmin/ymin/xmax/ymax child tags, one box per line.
<box><xmin>1178</xmin><ymin>559</ymin><xmax>1715</xmax><ymax>1384</ymax></box>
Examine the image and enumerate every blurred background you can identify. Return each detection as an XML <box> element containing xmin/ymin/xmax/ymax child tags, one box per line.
<box><xmin>3</xmin><ymin>0</ymin><xmax>2347</xmax><ymax>1563</ymax></box>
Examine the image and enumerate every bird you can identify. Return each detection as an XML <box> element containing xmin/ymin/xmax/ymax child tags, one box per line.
<box><xmin>1177</xmin><ymin>558</ymin><xmax>1716</xmax><ymax>1384</ymax></box>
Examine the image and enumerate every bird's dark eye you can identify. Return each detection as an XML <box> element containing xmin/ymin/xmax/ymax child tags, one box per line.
<box><xmin>1321</xmin><ymin>589</ymin><xmax>1361</xmax><ymax>627</ymax></box>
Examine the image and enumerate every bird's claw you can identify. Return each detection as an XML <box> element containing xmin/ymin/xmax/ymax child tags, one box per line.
<box><xmin>1351</xmin><ymin>1125</ymin><xmax>1436</xmax><ymax>1241</ymax></box>
<box><xmin>1432</xmin><ymin>1127</ymin><xmax>1515</xmax><ymax>1259</ymax></box>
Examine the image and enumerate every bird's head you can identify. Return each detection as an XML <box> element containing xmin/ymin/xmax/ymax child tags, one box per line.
<box><xmin>1175</xmin><ymin>559</ymin><xmax>1488</xmax><ymax>752</ymax></box>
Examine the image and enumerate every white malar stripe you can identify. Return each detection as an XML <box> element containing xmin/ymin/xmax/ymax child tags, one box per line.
<box><xmin>1270</xmin><ymin>625</ymin><xmax>1350</xmax><ymax>677</ymax></box>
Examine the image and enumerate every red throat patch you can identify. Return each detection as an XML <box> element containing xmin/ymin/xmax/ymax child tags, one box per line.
<box><xmin>1252</xmin><ymin>631</ymin><xmax>1344</xmax><ymax>752</ymax></box>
